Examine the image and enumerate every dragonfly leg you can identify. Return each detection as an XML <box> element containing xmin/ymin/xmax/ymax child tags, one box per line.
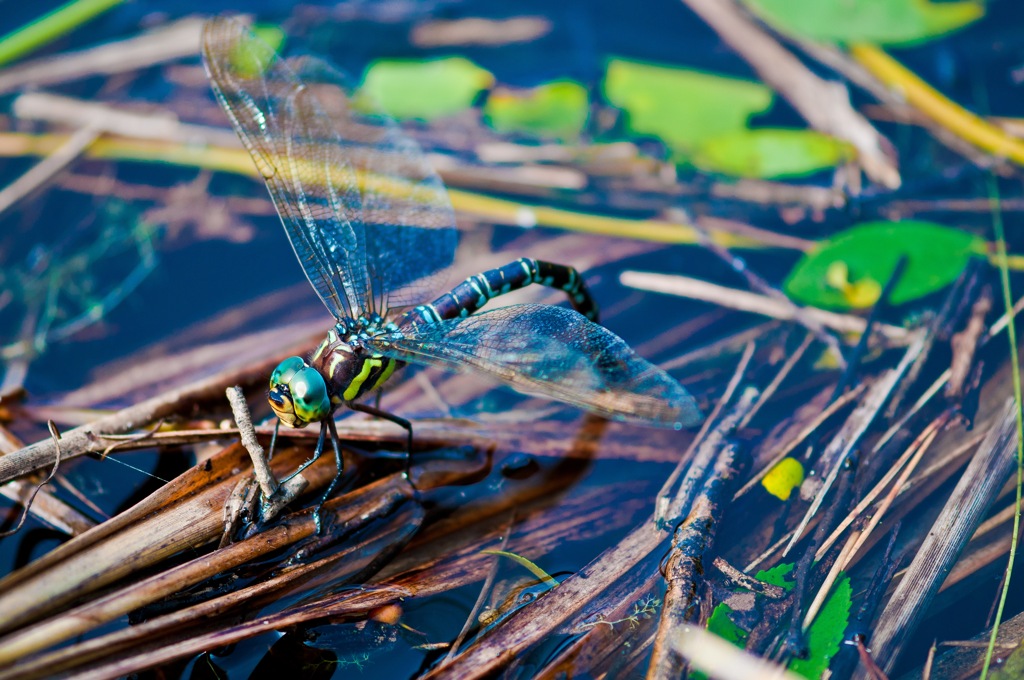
<box><xmin>349</xmin><ymin>401</ymin><xmax>414</xmax><ymax>478</ymax></box>
<box><xmin>312</xmin><ymin>418</ymin><xmax>345</xmax><ymax>535</ymax></box>
<box><xmin>281</xmin><ymin>420</ymin><xmax>326</xmax><ymax>485</ymax></box>
<box><xmin>412</xmin><ymin>258</ymin><xmax>600</xmax><ymax>325</ymax></box>
<box><xmin>267</xmin><ymin>419</ymin><xmax>281</xmax><ymax>462</ymax></box>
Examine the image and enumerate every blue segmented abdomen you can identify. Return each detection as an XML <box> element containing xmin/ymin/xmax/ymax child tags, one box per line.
<box><xmin>406</xmin><ymin>258</ymin><xmax>600</xmax><ymax>327</ymax></box>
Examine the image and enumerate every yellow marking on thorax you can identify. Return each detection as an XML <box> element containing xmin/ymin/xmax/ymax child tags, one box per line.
<box><xmin>370</xmin><ymin>358</ymin><xmax>398</xmax><ymax>391</ymax></box>
<box><xmin>343</xmin><ymin>356</ymin><xmax>383</xmax><ymax>401</ymax></box>
<box><xmin>311</xmin><ymin>338</ymin><xmax>329</xmax><ymax>362</ymax></box>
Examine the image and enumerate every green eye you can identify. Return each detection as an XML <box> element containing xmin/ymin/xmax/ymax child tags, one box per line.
<box><xmin>289</xmin><ymin>366</ymin><xmax>330</xmax><ymax>423</ymax></box>
<box><xmin>270</xmin><ymin>356</ymin><xmax>306</xmax><ymax>390</ymax></box>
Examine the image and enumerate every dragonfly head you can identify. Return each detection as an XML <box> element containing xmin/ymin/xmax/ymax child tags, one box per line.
<box><xmin>268</xmin><ymin>356</ymin><xmax>330</xmax><ymax>428</ymax></box>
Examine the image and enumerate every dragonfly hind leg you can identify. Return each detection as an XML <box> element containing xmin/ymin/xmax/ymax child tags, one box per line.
<box><xmin>349</xmin><ymin>401</ymin><xmax>414</xmax><ymax>479</ymax></box>
<box><xmin>415</xmin><ymin>258</ymin><xmax>600</xmax><ymax>324</ymax></box>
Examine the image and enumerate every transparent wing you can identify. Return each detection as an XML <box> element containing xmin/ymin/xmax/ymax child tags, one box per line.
<box><xmin>201</xmin><ymin>18</ymin><xmax>456</xmax><ymax>320</ymax></box>
<box><xmin>371</xmin><ymin>305</ymin><xmax>702</xmax><ymax>428</ymax></box>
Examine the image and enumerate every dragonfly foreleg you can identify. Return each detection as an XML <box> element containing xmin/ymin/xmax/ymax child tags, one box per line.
<box><xmin>414</xmin><ymin>258</ymin><xmax>600</xmax><ymax>324</ymax></box>
<box><xmin>312</xmin><ymin>418</ymin><xmax>345</xmax><ymax>535</ymax></box>
<box><xmin>281</xmin><ymin>420</ymin><xmax>327</xmax><ymax>485</ymax></box>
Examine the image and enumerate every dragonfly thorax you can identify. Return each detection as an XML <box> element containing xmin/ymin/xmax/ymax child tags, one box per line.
<box><xmin>304</xmin><ymin>323</ymin><xmax>402</xmax><ymax>410</ymax></box>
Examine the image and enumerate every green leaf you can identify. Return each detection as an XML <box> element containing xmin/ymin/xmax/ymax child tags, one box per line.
<box><xmin>743</xmin><ymin>0</ymin><xmax>983</xmax><ymax>47</ymax></box>
<box><xmin>707</xmin><ymin>602</ymin><xmax>749</xmax><ymax>645</ymax></box>
<box><xmin>484</xmin><ymin>80</ymin><xmax>589</xmax><ymax>141</ymax></box>
<box><xmin>756</xmin><ymin>563</ymin><xmax>796</xmax><ymax>591</ymax></box>
<box><xmin>603</xmin><ymin>58</ymin><xmax>773</xmax><ymax>158</ymax></box>
<box><xmin>251</xmin><ymin>24</ymin><xmax>286</xmax><ymax>53</ymax></box>
<box><xmin>784</xmin><ymin>221</ymin><xmax>983</xmax><ymax>310</ymax></box>
<box><xmin>691</xmin><ymin>129</ymin><xmax>852</xmax><ymax>179</ymax></box>
<box><xmin>789</xmin><ymin>576</ymin><xmax>853</xmax><ymax>679</ymax></box>
<box><xmin>358</xmin><ymin>57</ymin><xmax>494</xmax><ymax>121</ymax></box>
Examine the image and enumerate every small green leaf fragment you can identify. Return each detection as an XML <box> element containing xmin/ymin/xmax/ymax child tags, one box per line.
<box><xmin>603</xmin><ymin>58</ymin><xmax>773</xmax><ymax>158</ymax></box>
<box><xmin>484</xmin><ymin>79</ymin><xmax>589</xmax><ymax>141</ymax></box>
<box><xmin>707</xmin><ymin>602</ymin><xmax>749</xmax><ymax>645</ymax></box>
<box><xmin>762</xmin><ymin>457</ymin><xmax>805</xmax><ymax>501</ymax></box>
<box><xmin>251</xmin><ymin>24</ymin><xmax>286</xmax><ymax>53</ymax></box>
<box><xmin>789</xmin><ymin>575</ymin><xmax>853</xmax><ymax>679</ymax></box>
<box><xmin>359</xmin><ymin>57</ymin><xmax>494</xmax><ymax>121</ymax></box>
<box><xmin>756</xmin><ymin>562</ymin><xmax>796</xmax><ymax>591</ymax></box>
<box><xmin>691</xmin><ymin>128</ymin><xmax>852</xmax><ymax>179</ymax></box>
<box><xmin>784</xmin><ymin>221</ymin><xmax>983</xmax><ymax>310</ymax></box>
<box><xmin>742</xmin><ymin>0</ymin><xmax>983</xmax><ymax>46</ymax></box>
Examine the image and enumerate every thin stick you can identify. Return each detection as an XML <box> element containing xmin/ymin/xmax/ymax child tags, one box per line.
<box><xmin>859</xmin><ymin>399</ymin><xmax>1019</xmax><ymax>678</ymax></box>
<box><xmin>816</xmin><ymin>414</ymin><xmax>948</xmax><ymax>561</ymax></box>
<box><xmin>784</xmin><ymin>331</ymin><xmax>927</xmax><ymax>556</ymax></box>
<box><xmin>735</xmin><ymin>384</ymin><xmax>864</xmax><ymax>499</ymax></box>
<box><xmin>0</xmin><ymin>422</ymin><xmax>63</xmax><ymax>538</ymax></box>
<box><xmin>0</xmin><ymin>17</ymin><xmax>204</xmax><ymax>94</ymax></box>
<box><xmin>656</xmin><ymin>341</ymin><xmax>755</xmax><ymax>522</ymax></box>
<box><xmin>225</xmin><ymin>387</ymin><xmax>278</xmax><ymax>501</ymax></box>
<box><xmin>620</xmin><ymin>271</ymin><xmax>911</xmax><ymax>343</ymax></box>
<box><xmin>694</xmin><ymin>228</ymin><xmax>847</xmax><ymax>369</ymax></box>
<box><xmin>739</xmin><ymin>333</ymin><xmax>813</xmax><ymax>428</ymax></box>
<box><xmin>0</xmin><ymin>123</ymin><xmax>100</xmax><ymax>218</ymax></box>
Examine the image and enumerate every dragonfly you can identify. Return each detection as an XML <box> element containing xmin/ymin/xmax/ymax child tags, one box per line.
<box><xmin>201</xmin><ymin>18</ymin><xmax>702</xmax><ymax>531</ymax></box>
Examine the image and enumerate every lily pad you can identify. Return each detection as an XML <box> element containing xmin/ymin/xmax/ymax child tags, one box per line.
<box><xmin>784</xmin><ymin>221</ymin><xmax>983</xmax><ymax>310</ymax></box>
<box><xmin>484</xmin><ymin>80</ymin><xmax>589</xmax><ymax>141</ymax></box>
<box><xmin>692</xmin><ymin>128</ymin><xmax>853</xmax><ymax>179</ymax></box>
<box><xmin>603</xmin><ymin>58</ymin><xmax>773</xmax><ymax>158</ymax></box>
<box><xmin>358</xmin><ymin>57</ymin><xmax>494</xmax><ymax>121</ymax></box>
<box><xmin>743</xmin><ymin>0</ymin><xmax>983</xmax><ymax>46</ymax></box>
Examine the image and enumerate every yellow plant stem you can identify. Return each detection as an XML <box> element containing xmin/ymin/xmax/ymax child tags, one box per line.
<box><xmin>5</xmin><ymin>129</ymin><xmax>1024</xmax><ymax>269</ymax></box>
<box><xmin>849</xmin><ymin>44</ymin><xmax>1024</xmax><ymax>165</ymax></box>
<box><xmin>0</xmin><ymin>131</ymin><xmax>762</xmax><ymax>248</ymax></box>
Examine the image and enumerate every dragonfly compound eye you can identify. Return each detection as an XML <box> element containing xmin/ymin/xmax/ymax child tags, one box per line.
<box><xmin>268</xmin><ymin>357</ymin><xmax>330</xmax><ymax>427</ymax></box>
<box><xmin>269</xmin><ymin>356</ymin><xmax>307</xmax><ymax>391</ymax></box>
<box><xmin>288</xmin><ymin>366</ymin><xmax>331</xmax><ymax>424</ymax></box>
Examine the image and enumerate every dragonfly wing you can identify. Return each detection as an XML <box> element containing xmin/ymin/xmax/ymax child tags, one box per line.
<box><xmin>369</xmin><ymin>304</ymin><xmax>702</xmax><ymax>428</ymax></box>
<box><xmin>201</xmin><ymin>18</ymin><xmax>364</xmax><ymax>320</ymax></box>
<box><xmin>201</xmin><ymin>18</ymin><xmax>456</xmax><ymax>319</ymax></box>
<box><xmin>287</xmin><ymin>57</ymin><xmax>457</xmax><ymax>315</ymax></box>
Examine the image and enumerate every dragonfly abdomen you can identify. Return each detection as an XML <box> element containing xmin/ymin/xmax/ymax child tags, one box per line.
<box><xmin>408</xmin><ymin>258</ymin><xmax>600</xmax><ymax>326</ymax></box>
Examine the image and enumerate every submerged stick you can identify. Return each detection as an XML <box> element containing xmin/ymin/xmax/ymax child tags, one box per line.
<box><xmin>646</xmin><ymin>438</ymin><xmax>747</xmax><ymax>680</ymax></box>
<box><xmin>857</xmin><ymin>398</ymin><xmax>1019</xmax><ymax>678</ymax></box>
<box><xmin>0</xmin><ymin>350</ymin><xmax>292</xmax><ymax>485</ymax></box>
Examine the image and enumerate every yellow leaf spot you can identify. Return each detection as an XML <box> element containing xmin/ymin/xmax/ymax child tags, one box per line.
<box><xmin>824</xmin><ymin>260</ymin><xmax>882</xmax><ymax>308</ymax></box>
<box><xmin>762</xmin><ymin>457</ymin><xmax>805</xmax><ymax>501</ymax></box>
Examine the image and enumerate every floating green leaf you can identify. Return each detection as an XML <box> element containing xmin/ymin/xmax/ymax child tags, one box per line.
<box><xmin>743</xmin><ymin>0</ymin><xmax>983</xmax><ymax>47</ymax></box>
<box><xmin>358</xmin><ymin>57</ymin><xmax>494</xmax><ymax>121</ymax></box>
<box><xmin>603</xmin><ymin>58</ymin><xmax>773</xmax><ymax>158</ymax></box>
<box><xmin>756</xmin><ymin>562</ymin><xmax>796</xmax><ymax>591</ymax></box>
<box><xmin>691</xmin><ymin>129</ymin><xmax>852</xmax><ymax>179</ymax></box>
<box><xmin>784</xmin><ymin>221</ymin><xmax>983</xmax><ymax>310</ymax></box>
<box><xmin>230</xmin><ymin>24</ymin><xmax>285</xmax><ymax>77</ymax></box>
<box><xmin>789</xmin><ymin>575</ymin><xmax>852</xmax><ymax>679</ymax></box>
<box><xmin>707</xmin><ymin>602</ymin><xmax>749</xmax><ymax>646</ymax></box>
<box><xmin>251</xmin><ymin>24</ymin><xmax>286</xmax><ymax>53</ymax></box>
<box><xmin>484</xmin><ymin>80</ymin><xmax>589</xmax><ymax>141</ymax></box>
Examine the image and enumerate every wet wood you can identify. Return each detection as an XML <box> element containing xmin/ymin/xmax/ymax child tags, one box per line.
<box><xmin>859</xmin><ymin>399</ymin><xmax>1019</xmax><ymax>678</ymax></box>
